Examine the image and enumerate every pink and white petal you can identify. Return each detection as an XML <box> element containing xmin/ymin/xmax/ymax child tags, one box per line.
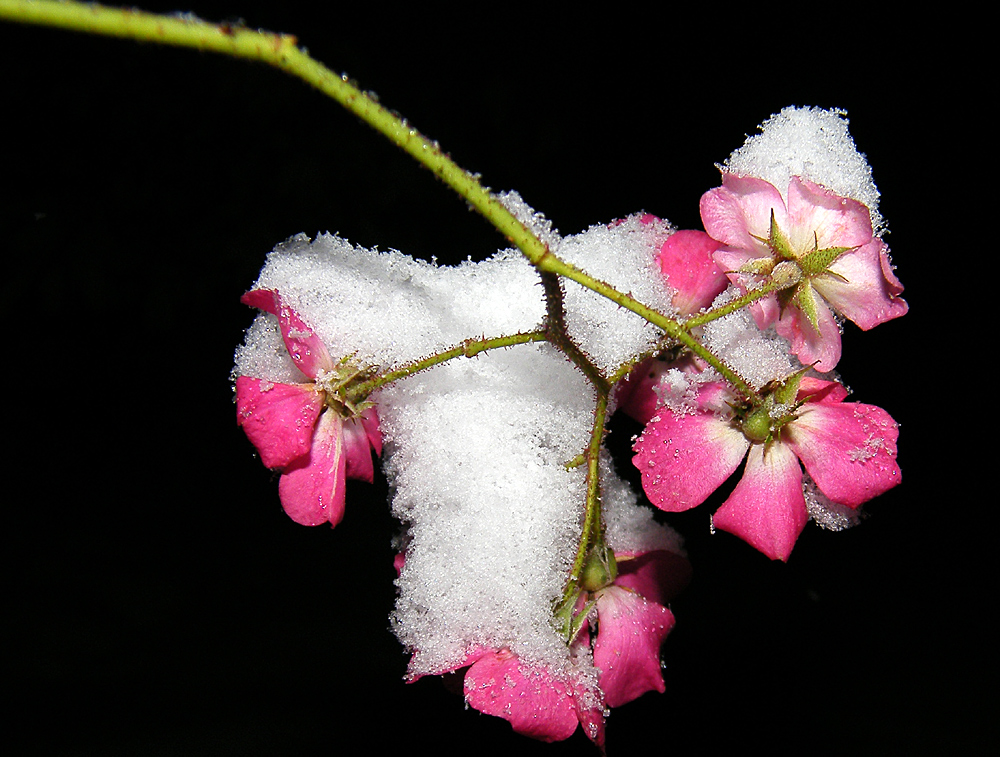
<box><xmin>277</xmin><ymin>410</ymin><xmax>347</xmax><ymax>527</ymax></box>
<box><xmin>594</xmin><ymin>586</ymin><xmax>675</xmax><ymax>708</ymax></box>
<box><xmin>814</xmin><ymin>240</ymin><xmax>908</xmax><ymax>330</ymax></box>
<box><xmin>712</xmin><ymin>443</ymin><xmax>807</xmax><ymax>562</ymax></box>
<box><xmin>785</xmin><ymin>177</ymin><xmax>874</xmax><ymax>252</ymax></box>
<box><xmin>775</xmin><ymin>289</ymin><xmax>843</xmax><ymax>372</ymax></box>
<box><xmin>463</xmin><ymin>650</ymin><xmax>580</xmax><ymax>743</ymax></box>
<box><xmin>235</xmin><ymin>376</ymin><xmax>323</xmax><ymax>469</ymax></box>
<box><xmin>656</xmin><ymin>230</ymin><xmax>728</xmax><ymax>314</ymax></box>
<box><xmin>700</xmin><ymin>174</ymin><xmax>788</xmax><ymax>252</ymax></box>
<box><xmin>614</xmin><ymin>550</ymin><xmax>692</xmax><ymax>606</ymax></box>
<box><xmin>634</xmin><ymin>409</ymin><xmax>749</xmax><ymax>512</ymax></box>
<box><xmin>341</xmin><ymin>416</ymin><xmax>375</xmax><ymax>483</ymax></box>
<box><xmin>241</xmin><ymin>289</ymin><xmax>334</xmax><ymax>379</ymax></box>
<box><xmin>784</xmin><ymin>402</ymin><xmax>900</xmax><ymax>507</ymax></box>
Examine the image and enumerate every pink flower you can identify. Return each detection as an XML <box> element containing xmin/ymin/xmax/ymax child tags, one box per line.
<box><xmin>700</xmin><ymin>174</ymin><xmax>907</xmax><ymax>371</ymax></box>
<box><xmin>589</xmin><ymin>549</ymin><xmax>689</xmax><ymax>708</ymax></box>
<box><xmin>633</xmin><ymin>377</ymin><xmax>900</xmax><ymax>561</ymax></box>
<box><xmin>235</xmin><ymin>289</ymin><xmax>381</xmax><ymax>527</ymax></box>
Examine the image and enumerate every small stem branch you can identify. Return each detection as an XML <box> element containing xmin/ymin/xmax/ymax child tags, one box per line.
<box><xmin>348</xmin><ymin>329</ymin><xmax>547</xmax><ymax>401</ymax></box>
<box><xmin>561</xmin><ymin>388</ymin><xmax>610</xmax><ymax>605</ymax></box>
<box><xmin>540</xmin><ymin>272</ymin><xmax>609</xmax><ymax>393</ymax></box>
<box><xmin>683</xmin><ymin>279</ymin><xmax>783</xmax><ymax>330</ymax></box>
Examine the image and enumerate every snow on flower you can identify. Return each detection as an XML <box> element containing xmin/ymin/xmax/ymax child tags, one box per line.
<box><xmin>415</xmin><ymin>647</ymin><xmax>606</xmax><ymax>748</ymax></box>
<box><xmin>632</xmin><ymin>376</ymin><xmax>900</xmax><ymax>561</ymax></box>
<box><xmin>700</xmin><ymin>174</ymin><xmax>907</xmax><ymax>372</ymax></box>
<box><xmin>235</xmin><ymin>288</ymin><xmax>381</xmax><ymax>527</ymax></box>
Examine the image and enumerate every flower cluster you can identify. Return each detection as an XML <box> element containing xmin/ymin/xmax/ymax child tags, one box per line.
<box><xmin>233</xmin><ymin>107</ymin><xmax>906</xmax><ymax>746</ymax></box>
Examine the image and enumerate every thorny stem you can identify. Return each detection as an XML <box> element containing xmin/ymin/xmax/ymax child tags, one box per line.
<box><xmin>346</xmin><ymin>330</ymin><xmax>547</xmax><ymax>403</ymax></box>
<box><xmin>682</xmin><ymin>278</ymin><xmax>785</xmax><ymax>330</ymax></box>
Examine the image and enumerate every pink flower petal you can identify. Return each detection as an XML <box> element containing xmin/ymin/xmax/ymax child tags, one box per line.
<box><xmin>712</xmin><ymin>442</ymin><xmax>807</xmax><ymax>561</ymax></box>
<box><xmin>594</xmin><ymin>586</ymin><xmax>675</xmax><ymax>708</ymax></box>
<box><xmin>235</xmin><ymin>376</ymin><xmax>323</xmax><ymax>469</ymax></box>
<box><xmin>342</xmin><ymin>416</ymin><xmax>376</xmax><ymax>483</ymax></box>
<box><xmin>785</xmin><ymin>177</ymin><xmax>874</xmax><ymax>252</ymax></box>
<box><xmin>797</xmin><ymin>377</ymin><xmax>850</xmax><ymax>404</ymax></box>
<box><xmin>463</xmin><ymin>649</ymin><xmax>580</xmax><ymax>743</ymax></box>
<box><xmin>656</xmin><ymin>230</ymin><xmax>728</xmax><ymax>315</ymax></box>
<box><xmin>814</xmin><ymin>239</ymin><xmax>908</xmax><ymax>330</ymax></box>
<box><xmin>634</xmin><ymin>400</ymin><xmax>749</xmax><ymax>512</ymax></box>
<box><xmin>784</xmin><ymin>401</ymin><xmax>900</xmax><ymax>507</ymax></box>
<box><xmin>241</xmin><ymin>289</ymin><xmax>333</xmax><ymax>379</ymax></box>
<box><xmin>277</xmin><ymin>410</ymin><xmax>347</xmax><ymax>527</ymax></box>
<box><xmin>614</xmin><ymin>550</ymin><xmax>692</xmax><ymax>606</ymax></box>
<box><xmin>615</xmin><ymin>358</ymin><xmax>666</xmax><ymax>425</ymax></box>
<box><xmin>700</xmin><ymin>174</ymin><xmax>787</xmax><ymax>253</ymax></box>
<box><xmin>775</xmin><ymin>285</ymin><xmax>843</xmax><ymax>372</ymax></box>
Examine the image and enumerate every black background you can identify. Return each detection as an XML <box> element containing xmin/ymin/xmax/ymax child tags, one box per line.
<box><xmin>3</xmin><ymin>5</ymin><xmax>988</xmax><ymax>755</ymax></box>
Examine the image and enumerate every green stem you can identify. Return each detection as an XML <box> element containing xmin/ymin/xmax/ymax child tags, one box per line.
<box><xmin>347</xmin><ymin>329</ymin><xmax>547</xmax><ymax>402</ymax></box>
<box><xmin>1</xmin><ymin>0</ymin><xmax>741</xmax><ymax>388</ymax></box>
<box><xmin>683</xmin><ymin>279</ymin><xmax>784</xmax><ymax>330</ymax></box>
<box><xmin>562</xmin><ymin>388</ymin><xmax>610</xmax><ymax>606</ymax></box>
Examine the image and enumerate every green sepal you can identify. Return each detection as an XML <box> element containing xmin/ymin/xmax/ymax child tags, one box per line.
<box><xmin>580</xmin><ymin>544</ymin><xmax>618</xmax><ymax>592</ymax></box>
<box><xmin>773</xmin><ymin>365</ymin><xmax>810</xmax><ymax>406</ymax></box>
<box><xmin>799</xmin><ymin>241</ymin><xmax>854</xmax><ymax>276</ymax></box>
<box><xmin>768</xmin><ymin>209</ymin><xmax>796</xmax><ymax>260</ymax></box>
<box><xmin>795</xmin><ymin>282</ymin><xmax>822</xmax><ymax>333</ymax></box>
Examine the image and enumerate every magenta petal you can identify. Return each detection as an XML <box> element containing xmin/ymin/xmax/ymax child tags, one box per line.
<box><xmin>594</xmin><ymin>586</ymin><xmax>674</xmax><ymax>708</ymax></box>
<box><xmin>634</xmin><ymin>404</ymin><xmax>749</xmax><ymax>512</ymax></box>
<box><xmin>463</xmin><ymin>650</ymin><xmax>579</xmax><ymax>743</ymax></box>
<box><xmin>235</xmin><ymin>376</ymin><xmax>323</xmax><ymax>469</ymax></box>
<box><xmin>277</xmin><ymin>410</ymin><xmax>347</xmax><ymax>527</ymax></box>
<box><xmin>242</xmin><ymin>288</ymin><xmax>333</xmax><ymax>379</ymax></box>
<box><xmin>657</xmin><ymin>230</ymin><xmax>728</xmax><ymax>314</ymax></box>
<box><xmin>342</xmin><ymin>416</ymin><xmax>375</xmax><ymax>483</ymax></box>
<box><xmin>614</xmin><ymin>550</ymin><xmax>692</xmax><ymax>606</ymax></box>
<box><xmin>785</xmin><ymin>402</ymin><xmax>900</xmax><ymax>507</ymax></box>
<box><xmin>816</xmin><ymin>240</ymin><xmax>908</xmax><ymax>330</ymax></box>
<box><xmin>713</xmin><ymin>443</ymin><xmax>807</xmax><ymax>561</ymax></box>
